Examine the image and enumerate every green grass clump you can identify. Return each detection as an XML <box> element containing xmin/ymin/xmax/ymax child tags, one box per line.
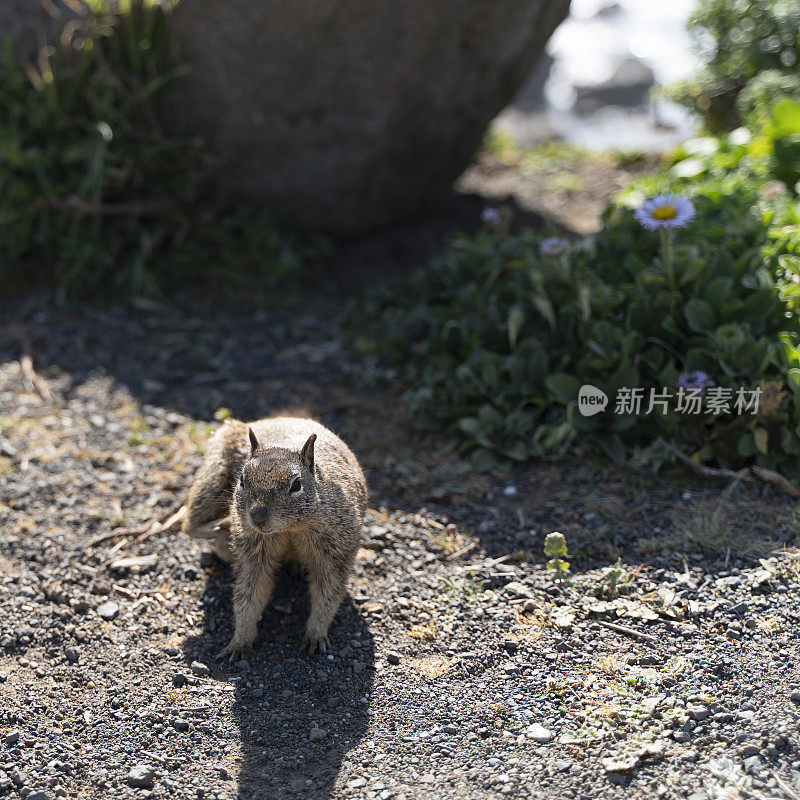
<box><xmin>0</xmin><ymin>0</ymin><xmax>321</xmax><ymax>300</ymax></box>
<box><xmin>355</xmin><ymin>108</ymin><xmax>800</xmax><ymax>478</ymax></box>
<box><xmin>441</xmin><ymin>574</ymin><xmax>484</xmax><ymax>604</ymax></box>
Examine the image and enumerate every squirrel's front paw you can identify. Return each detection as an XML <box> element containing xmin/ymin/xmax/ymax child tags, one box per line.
<box><xmin>217</xmin><ymin>639</ymin><xmax>252</xmax><ymax>661</ymax></box>
<box><xmin>300</xmin><ymin>631</ymin><xmax>329</xmax><ymax>655</ymax></box>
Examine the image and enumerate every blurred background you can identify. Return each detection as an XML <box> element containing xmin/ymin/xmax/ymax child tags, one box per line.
<box><xmin>0</xmin><ymin>0</ymin><xmax>797</xmax><ymax>299</ymax></box>
<box><xmin>496</xmin><ymin>0</ymin><xmax>698</xmax><ymax>150</ymax></box>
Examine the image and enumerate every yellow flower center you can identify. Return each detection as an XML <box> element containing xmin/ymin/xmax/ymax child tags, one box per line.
<box><xmin>651</xmin><ymin>205</ymin><xmax>678</xmax><ymax>220</ymax></box>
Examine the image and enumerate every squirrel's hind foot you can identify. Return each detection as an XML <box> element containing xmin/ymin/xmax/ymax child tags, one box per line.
<box><xmin>217</xmin><ymin>639</ymin><xmax>253</xmax><ymax>662</ymax></box>
<box><xmin>300</xmin><ymin>631</ymin><xmax>329</xmax><ymax>656</ymax></box>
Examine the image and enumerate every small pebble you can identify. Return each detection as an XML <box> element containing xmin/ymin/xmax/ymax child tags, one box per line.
<box><xmin>3</xmin><ymin>731</ymin><xmax>20</xmax><ymax>746</ymax></box>
<box><xmin>127</xmin><ymin>764</ymin><xmax>156</xmax><ymax>789</ymax></box>
<box><xmin>97</xmin><ymin>601</ymin><xmax>119</xmax><ymax>621</ymax></box>
<box><xmin>190</xmin><ymin>661</ymin><xmax>210</xmax><ymax>678</ymax></box>
<box><xmin>525</xmin><ymin>724</ymin><xmax>553</xmax><ymax>743</ymax></box>
<box><xmin>688</xmin><ymin>705</ymin><xmax>709</xmax><ymax>721</ymax></box>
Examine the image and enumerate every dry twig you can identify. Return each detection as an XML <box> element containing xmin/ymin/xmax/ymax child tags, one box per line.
<box><xmin>446</xmin><ymin>541</ymin><xmax>478</xmax><ymax>561</ymax></box>
<box><xmin>596</xmin><ymin>620</ymin><xmax>658</xmax><ymax>645</ymax></box>
<box><xmin>86</xmin><ymin>498</ymin><xmax>186</xmax><ymax>548</ymax></box>
<box><xmin>19</xmin><ymin>354</ymin><xmax>54</xmax><ymax>403</ymax></box>
<box><xmin>659</xmin><ymin>439</ymin><xmax>745</xmax><ymax>481</ymax></box>
<box><xmin>109</xmin><ymin>554</ymin><xmax>159</xmax><ymax>571</ymax></box>
<box><xmin>661</xmin><ymin>439</ymin><xmax>800</xmax><ymax>497</ymax></box>
<box><xmin>38</xmin><ymin>196</ymin><xmax>172</xmax><ymax>216</ymax></box>
<box><xmin>750</xmin><ymin>466</ymin><xmax>800</xmax><ymax>498</ymax></box>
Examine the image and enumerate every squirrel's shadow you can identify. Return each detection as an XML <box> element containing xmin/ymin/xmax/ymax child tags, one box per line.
<box><xmin>182</xmin><ymin>559</ymin><xmax>375</xmax><ymax>800</ymax></box>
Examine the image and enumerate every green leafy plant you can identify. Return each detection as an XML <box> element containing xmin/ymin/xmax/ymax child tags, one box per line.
<box><xmin>355</xmin><ymin>111</ymin><xmax>800</xmax><ymax>478</ymax></box>
<box><xmin>763</xmin><ymin>99</ymin><xmax>800</xmax><ymax>192</ymax></box>
<box><xmin>441</xmin><ymin>574</ymin><xmax>484</xmax><ymax>604</ymax></box>
<box><xmin>544</xmin><ymin>532</ymin><xmax>570</xmax><ymax>583</ymax></box>
<box><xmin>165</xmin><ymin>686</ymin><xmax>187</xmax><ymax>705</ymax></box>
<box><xmin>595</xmin><ymin>562</ymin><xmax>636</xmax><ymax>599</ymax></box>
<box><xmin>737</xmin><ymin>70</ymin><xmax>800</xmax><ymax>131</ymax></box>
<box><xmin>668</xmin><ymin>0</ymin><xmax>800</xmax><ymax>133</ymax></box>
<box><xmin>0</xmin><ymin>0</ymin><xmax>320</xmax><ymax>300</ymax></box>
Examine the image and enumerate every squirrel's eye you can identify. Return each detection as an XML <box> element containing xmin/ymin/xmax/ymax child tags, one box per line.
<box><xmin>289</xmin><ymin>477</ymin><xmax>302</xmax><ymax>495</ymax></box>
<box><xmin>239</xmin><ymin>469</ymin><xmax>246</xmax><ymax>485</ymax></box>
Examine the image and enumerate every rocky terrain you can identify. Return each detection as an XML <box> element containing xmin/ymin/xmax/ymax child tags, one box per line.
<box><xmin>1</xmin><ymin>297</ymin><xmax>799</xmax><ymax>800</ymax></box>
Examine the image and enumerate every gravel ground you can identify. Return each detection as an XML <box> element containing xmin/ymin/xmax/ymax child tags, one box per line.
<box><xmin>1</xmin><ymin>297</ymin><xmax>800</xmax><ymax>800</ymax></box>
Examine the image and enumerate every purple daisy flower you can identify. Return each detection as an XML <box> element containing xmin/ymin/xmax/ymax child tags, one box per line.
<box><xmin>635</xmin><ymin>194</ymin><xmax>696</xmax><ymax>230</ymax></box>
<box><xmin>540</xmin><ymin>237</ymin><xmax>570</xmax><ymax>257</ymax></box>
<box><xmin>678</xmin><ymin>370</ymin><xmax>712</xmax><ymax>394</ymax></box>
<box><xmin>481</xmin><ymin>208</ymin><xmax>502</xmax><ymax>226</ymax></box>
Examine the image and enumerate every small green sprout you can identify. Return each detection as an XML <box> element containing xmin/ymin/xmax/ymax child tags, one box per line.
<box><xmin>544</xmin><ymin>531</ymin><xmax>570</xmax><ymax>584</ymax></box>
<box><xmin>165</xmin><ymin>687</ymin><xmax>188</xmax><ymax>705</ymax></box>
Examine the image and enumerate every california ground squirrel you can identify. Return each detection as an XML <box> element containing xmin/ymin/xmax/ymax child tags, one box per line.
<box><xmin>181</xmin><ymin>417</ymin><xmax>367</xmax><ymax>657</ymax></box>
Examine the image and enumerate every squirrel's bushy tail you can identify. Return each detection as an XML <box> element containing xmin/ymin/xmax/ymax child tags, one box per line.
<box><xmin>181</xmin><ymin>418</ymin><xmax>249</xmax><ymax>537</ymax></box>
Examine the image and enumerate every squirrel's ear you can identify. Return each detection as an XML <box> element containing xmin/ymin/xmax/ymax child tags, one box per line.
<box><xmin>248</xmin><ymin>427</ymin><xmax>260</xmax><ymax>456</ymax></box>
<box><xmin>300</xmin><ymin>433</ymin><xmax>316</xmax><ymax>471</ymax></box>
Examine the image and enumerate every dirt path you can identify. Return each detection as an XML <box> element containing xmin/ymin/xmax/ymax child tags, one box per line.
<box><xmin>1</xmin><ymin>297</ymin><xmax>799</xmax><ymax>800</ymax></box>
<box><xmin>458</xmin><ymin>148</ymin><xmax>662</xmax><ymax>236</ymax></box>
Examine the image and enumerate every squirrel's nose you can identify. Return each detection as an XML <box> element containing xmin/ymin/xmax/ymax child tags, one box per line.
<box><xmin>249</xmin><ymin>506</ymin><xmax>270</xmax><ymax>525</ymax></box>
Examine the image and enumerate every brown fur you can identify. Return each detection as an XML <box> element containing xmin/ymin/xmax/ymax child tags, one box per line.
<box><xmin>182</xmin><ymin>416</ymin><xmax>367</xmax><ymax>657</ymax></box>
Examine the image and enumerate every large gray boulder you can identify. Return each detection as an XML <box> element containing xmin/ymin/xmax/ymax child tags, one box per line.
<box><xmin>574</xmin><ymin>57</ymin><xmax>655</xmax><ymax>115</ymax></box>
<box><xmin>168</xmin><ymin>0</ymin><xmax>570</xmax><ymax>233</ymax></box>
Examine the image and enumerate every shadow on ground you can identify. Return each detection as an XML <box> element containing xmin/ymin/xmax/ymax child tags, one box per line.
<box><xmin>2</xmin><ymin>288</ymin><xmax>798</xmax><ymax>582</ymax></box>
<box><xmin>3</xmin><ymin>209</ymin><xmax>799</xmax><ymax>618</ymax></box>
<box><xmin>182</xmin><ymin>561</ymin><xmax>375</xmax><ymax>800</ymax></box>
